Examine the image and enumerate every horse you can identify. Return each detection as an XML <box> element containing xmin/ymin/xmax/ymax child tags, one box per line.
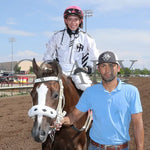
<box><xmin>28</xmin><ymin>59</ymin><xmax>91</xmax><ymax>150</ymax></box>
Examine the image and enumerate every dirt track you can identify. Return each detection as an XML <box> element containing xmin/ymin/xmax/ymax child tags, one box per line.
<box><xmin>0</xmin><ymin>77</ymin><xmax>149</xmax><ymax>150</ymax></box>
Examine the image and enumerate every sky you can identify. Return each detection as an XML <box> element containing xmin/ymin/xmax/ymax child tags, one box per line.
<box><xmin>1</xmin><ymin>0</ymin><xmax>150</xmax><ymax>69</ymax></box>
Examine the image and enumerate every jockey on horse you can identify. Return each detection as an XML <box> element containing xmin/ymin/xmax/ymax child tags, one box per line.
<box><xmin>43</xmin><ymin>5</ymin><xmax>99</xmax><ymax>91</ymax></box>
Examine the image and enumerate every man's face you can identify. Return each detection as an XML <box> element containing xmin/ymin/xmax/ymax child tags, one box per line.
<box><xmin>98</xmin><ymin>63</ymin><xmax>120</xmax><ymax>82</ymax></box>
<box><xmin>65</xmin><ymin>15</ymin><xmax>81</xmax><ymax>31</ymax></box>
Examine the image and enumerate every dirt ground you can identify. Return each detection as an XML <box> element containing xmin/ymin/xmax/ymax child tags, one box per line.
<box><xmin>0</xmin><ymin>77</ymin><xmax>149</xmax><ymax>150</ymax></box>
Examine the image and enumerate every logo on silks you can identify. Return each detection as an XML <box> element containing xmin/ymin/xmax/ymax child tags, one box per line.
<box><xmin>76</xmin><ymin>43</ymin><xmax>84</xmax><ymax>52</ymax></box>
<box><xmin>102</xmin><ymin>53</ymin><xmax>111</xmax><ymax>61</ymax></box>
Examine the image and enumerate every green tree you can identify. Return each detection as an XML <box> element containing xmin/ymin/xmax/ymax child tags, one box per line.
<box><xmin>133</xmin><ymin>69</ymin><xmax>141</xmax><ymax>76</ymax></box>
<box><xmin>141</xmin><ymin>68</ymin><xmax>150</xmax><ymax>75</ymax></box>
<box><xmin>14</xmin><ymin>65</ymin><xmax>21</xmax><ymax>73</ymax></box>
<box><xmin>29</xmin><ymin>66</ymin><xmax>33</xmax><ymax>73</ymax></box>
<box><xmin>118</xmin><ymin>68</ymin><xmax>124</xmax><ymax>75</ymax></box>
<box><xmin>124</xmin><ymin>67</ymin><xmax>131</xmax><ymax>76</ymax></box>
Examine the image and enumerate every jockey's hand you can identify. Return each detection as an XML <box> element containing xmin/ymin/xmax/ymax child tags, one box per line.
<box><xmin>74</xmin><ymin>66</ymin><xmax>92</xmax><ymax>75</ymax></box>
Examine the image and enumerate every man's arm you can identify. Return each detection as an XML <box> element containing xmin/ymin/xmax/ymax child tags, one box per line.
<box><xmin>55</xmin><ymin>108</ymin><xmax>85</xmax><ymax>130</ymax></box>
<box><xmin>64</xmin><ymin>108</ymin><xmax>86</xmax><ymax>125</ymax></box>
<box><xmin>131</xmin><ymin>112</ymin><xmax>144</xmax><ymax>150</ymax></box>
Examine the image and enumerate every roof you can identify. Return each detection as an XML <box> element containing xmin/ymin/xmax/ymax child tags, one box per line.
<box><xmin>0</xmin><ymin>61</ymin><xmax>42</xmax><ymax>72</ymax></box>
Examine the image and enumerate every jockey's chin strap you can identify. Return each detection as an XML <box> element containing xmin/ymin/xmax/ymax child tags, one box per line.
<box><xmin>28</xmin><ymin>76</ymin><xmax>66</xmax><ymax>124</ymax></box>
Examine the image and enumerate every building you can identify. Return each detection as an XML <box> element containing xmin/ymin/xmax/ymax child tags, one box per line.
<box><xmin>0</xmin><ymin>61</ymin><xmax>17</xmax><ymax>73</ymax></box>
<box><xmin>0</xmin><ymin>60</ymin><xmax>42</xmax><ymax>74</ymax></box>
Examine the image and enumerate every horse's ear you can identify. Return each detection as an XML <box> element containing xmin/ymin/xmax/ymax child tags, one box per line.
<box><xmin>57</xmin><ymin>65</ymin><xmax>62</xmax><ymax>78</ymax></box>
<box><xmin>32</xmin><ymin>58</ymin><xmax>42</xmax><ymax>78</ymax></box>
<box><xmin>53</xmin><ymin>60</ymin><xmax>62</xmax><ymax>77</ymax></box>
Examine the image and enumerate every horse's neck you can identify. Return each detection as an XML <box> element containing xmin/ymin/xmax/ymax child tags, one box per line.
<box><xmin>61</xmin><ymin>76</ymin><xmax>80</xmax><ymax>112</ymax></box>
<box><xmin>66</xmin><ymin>76</ymin><xmax>83</xmax><ymax>96</ymax></box>
<box><xmin>61</xmin><ymin>75</ymin><xmax>88</xmax><ymax>129</ymax></box>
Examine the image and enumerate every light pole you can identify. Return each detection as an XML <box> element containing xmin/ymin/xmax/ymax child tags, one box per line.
<box><xmin>9</xmin><ymin>37</ymin><xmax>16</xmax><ymax>73</ymax></box>
<box><xmin>83</xmin><ymin>10</ymin><xmax>93</xmax><ymax>32</ymax></box>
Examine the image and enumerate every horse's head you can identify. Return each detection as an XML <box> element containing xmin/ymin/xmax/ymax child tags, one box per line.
<box><xmin>28</xmin><ymin>59</ymin><xmax>64</xmax><ymax>143</ymax></box>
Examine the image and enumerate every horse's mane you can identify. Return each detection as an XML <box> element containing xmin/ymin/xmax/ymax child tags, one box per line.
<box><xmin>33</xmin><ymin>59</ymin><xmax>62</xmax><ymax>78</ymax></box>
<box><xmin>33</xmin><ymin>58</ymin><xmax>83</xmax><ymax>96</ymax></box>
<box><xmin>42</xmin><ymin>60</ymin><xmax>62</xmax><ymax>77</ymax></box>
<box><xmin>44</xmin><ymin>60</ymin><xmax>84</xmax><ymax>96</ymax></box>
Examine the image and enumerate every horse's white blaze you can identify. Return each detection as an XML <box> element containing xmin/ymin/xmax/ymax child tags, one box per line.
<box><xmin>37</xmin><ymin>83</ymin><xmax>48</xmax><ymax>105</ymax></box>
<box><xmin>36</xmin><ymin>83</ymin><xmax>48</xmax><ymax>125</ymax></box>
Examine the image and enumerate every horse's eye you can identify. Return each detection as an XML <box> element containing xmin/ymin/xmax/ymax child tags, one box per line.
<box><xmin>52</xmin><ymin>92</ymin><xmax>59</xmax><ymax>100</ymax></box>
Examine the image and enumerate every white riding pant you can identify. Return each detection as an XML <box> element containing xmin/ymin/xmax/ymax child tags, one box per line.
<box><xmin>70</xmin><ymin>72</ymin><xmax>92</xmax><ymax>91</ymax></box>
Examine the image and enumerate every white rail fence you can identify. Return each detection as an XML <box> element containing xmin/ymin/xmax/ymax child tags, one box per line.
<box><xmin>0</xmin><ymin>75</ymin><xmax>35</xmax><ymax>97</ymax></box>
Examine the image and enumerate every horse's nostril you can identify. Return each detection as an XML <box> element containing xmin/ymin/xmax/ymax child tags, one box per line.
<box><xmin>40</xmin><ymin>130</ymin><xmax>46</xmax><ymax>136</ymax></box>
<box><xmin>50</xmin><ymin>111</ymin><xmax>53</xmax><ymax>114</ymax></box>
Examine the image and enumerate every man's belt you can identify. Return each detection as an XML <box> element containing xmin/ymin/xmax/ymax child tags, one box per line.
<box><xmin>91</xmin><ymin>139</ymin><xmax>128</xmax><ymax>150</ymax></box>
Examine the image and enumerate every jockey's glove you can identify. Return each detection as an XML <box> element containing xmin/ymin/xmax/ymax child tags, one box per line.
<box><xmin>74</xmin><ymin>66</ymin><xmax>92</xmax><ymax>75</ymax></box>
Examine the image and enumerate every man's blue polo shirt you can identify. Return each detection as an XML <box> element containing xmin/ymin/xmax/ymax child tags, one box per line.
<box><xmin>76</xmin><ymin>78</ymin><xmax>142</xmax><ymax>145</ymax></box>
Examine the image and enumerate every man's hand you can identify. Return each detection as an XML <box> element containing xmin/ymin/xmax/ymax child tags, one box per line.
<box><xmin>53</xmin><ymin>116</ymin><xmax>72</xmax><ymax>131</ymax></box>
<box><xmin>53</xmin><ymin>108</ymin><xmax>85</xmax><ymax>131</ymax></box>
<box><xmin>53</xmin><ymin>122</ymin><xmax>63</xmax><ymax>131</ymax></box>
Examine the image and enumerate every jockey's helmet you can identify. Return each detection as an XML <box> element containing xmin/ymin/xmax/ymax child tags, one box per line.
<box><xmin>64</xmin><ymin>6</ymin><xmax>83</xmax><ymax>28</ymax></box>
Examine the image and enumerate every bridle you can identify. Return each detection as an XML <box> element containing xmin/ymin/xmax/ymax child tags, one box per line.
<box><xmin>28</xmin><ymin>75</ymin><xmax>92</xmax><ymax>143</ymax></box>
<box><xmin>28</xmin><ymin>76</ymin><xmax>66</xmax><ymax>142</ymax></box>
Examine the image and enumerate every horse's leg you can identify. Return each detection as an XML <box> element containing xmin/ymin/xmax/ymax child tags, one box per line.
<box><xmin>75</xmin><ymin>140</ymin><xmax>87</xmax><ymax>150</ymax></box>
<box><xmin>74</xmin><ymin>132</ymin><xmax>87</xmax><ymax>150</ymax></box>
<box><xmin>76</xmin><ymin>141</ymin><xmax>87</xmax><ymax>150</ymax></box>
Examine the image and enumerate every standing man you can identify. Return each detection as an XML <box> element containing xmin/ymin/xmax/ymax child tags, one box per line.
<box><xmin>57</xmin><ymin>51</ymin><xmax>144</xmax><ymax>150</ymax></box>
<box><xmin>43</xmin><ymin>6</ymin><xmax>99</xmax><ymax>91</ymax></box>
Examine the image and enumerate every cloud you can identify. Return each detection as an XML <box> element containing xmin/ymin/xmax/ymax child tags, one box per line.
<box><xmin>16</xmin><ymin>50</ymin><xmax>38</xmax><ymax>57</ymax></box>
<box><xmin>0</xmin><ymin>26</ymin><xmax>36</xmax><ymax>36</ymax></box>
<box><xmin>0</xmin><ymin>50</ymin><xmax>43</xmax><ymax>63</ymax></box>
<box><xmin>92</xmin><ymin>28</ymin><xmax>150</xmax><ymax>50</ymax></box>
<box><xmin>144</xmin><ymin>19</ymin><xmax>150</xmax><ymax>25</ymax></box>
<box><xmin>43</xmin><ymin>0</ymin><xmax>55</xmax><ymax>3</ymax></box>
<box><xmin>75</xmin><ymin>0</ymin><xmax>150</xmax><ymax>12</ymax></box>
<box><xmin>42</xmin><ymin>31</ymin><xmax>53</xmax><ymax>37</ymax></box>
<box><xmin>6</xmin><ymin>18</ymin><xmax>17</xmax><ymax>25</ymax></box>
<box><xmin>90</xmin><ymin>28</ymin><xmax>150</xmax><ymax>69</ymax></box>
<box><xmin>14</xmin><ymin>50</ymin><xmax>43</xmax><ymax>61</ymax></box>
<box><xmin>96</xmin><ymin>0</ymin><xmax>150</xmax><ymax>12</ymax></box>
<box><xmin>51</xmin><ymin>16</ymin><xmax>63</xmax><ymax>22</ymax></box>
